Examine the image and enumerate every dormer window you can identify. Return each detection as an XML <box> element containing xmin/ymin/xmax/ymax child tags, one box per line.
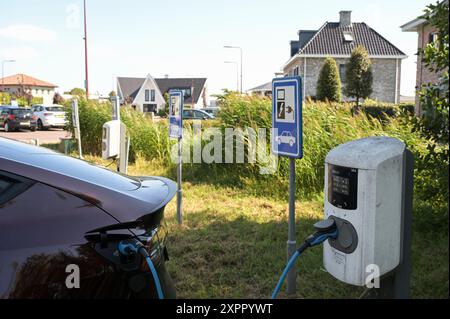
<box><xmin>343</xmin><ymin>31</ymin><xmax>354</xmax><ymax>42</ymax></box>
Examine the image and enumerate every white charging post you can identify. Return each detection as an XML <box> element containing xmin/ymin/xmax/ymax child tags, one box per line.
<box><xmin>71</xmin><ymin>99</ymin><xmax>83</xmax><ymax>159</ymax></box>
<box><xmin>102</xmin><ymin>96</ymin><xmax>129</xmax><ymax>174</ymax></box>
<box><xmin>323</xmin><ymin>136</ymin><xmax>413</xmax><ymax>298</ymax></box>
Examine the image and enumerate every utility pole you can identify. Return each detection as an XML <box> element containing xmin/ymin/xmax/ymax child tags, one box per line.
<box><xmin>224</xmin><ymin>45</ymin><xmax>243</xmax><ymax>94</ymax></box>
<box><xmin>224</xmin><ymin>61</ymin><xmax>239</xmax><ymax>92</ymax></box>
<box><xmin>83</xmin><ymin>0</ymin><xmax>89</xmax><ymax>99</ymax></box>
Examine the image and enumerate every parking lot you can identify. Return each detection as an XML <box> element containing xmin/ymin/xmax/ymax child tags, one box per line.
<box><xmin>0</xmin><ymin>128</ymin><xmax>71</xmax><ymax>144</ymax></box>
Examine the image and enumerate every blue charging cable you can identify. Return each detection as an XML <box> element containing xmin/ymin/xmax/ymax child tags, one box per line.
<box><xmin>118</xmin><ymin>240</ymin><xmax>165</xmax><ymax>299</ymax></box>
<box><xmin>271</xmin><ymin>219</ymin><xmax>338</xmax><ymax>299</ymax></box>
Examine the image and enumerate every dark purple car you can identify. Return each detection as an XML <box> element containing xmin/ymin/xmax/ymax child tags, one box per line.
<box><xmin>0</xmin><ymin>137</ymin><xmax>177</xmax><ymax>299</ymax></box>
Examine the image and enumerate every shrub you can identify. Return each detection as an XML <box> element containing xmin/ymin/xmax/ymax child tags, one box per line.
<box><xmin>345</xmin><ymin>45</ymin><xmax>373</xmax><ymax>108</ymax></box>
<box><xmin>317</xmin><ymin>57</ymin><xmax>342</xmax><ymax>102</ymax></box>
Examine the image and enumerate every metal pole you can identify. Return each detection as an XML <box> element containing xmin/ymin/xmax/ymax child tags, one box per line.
<box><xmin>177</xmin><ymin>137</ymin><xmax>183</xmax><ymax>224</ymax></box>
<box><xmin>72</xmin><ymin>99</ymin><xmax>83</xmax><ymax>159</ymax></box>
<box><xmin>239</xmin><ymin>47</ymin><xmax>243</xmax><ymax>94</ymax></box>
<box><xmin>83</xmin><ymin>0</ymin><xmax>89</xmax><ymax>99</ymax></box>
<box><xmin>286</xmin><ymin>157</ymin><xmax>297</xmax><ymax>294</ymax></box>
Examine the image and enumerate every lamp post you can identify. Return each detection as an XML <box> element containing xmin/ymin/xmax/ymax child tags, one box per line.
<box><xmin>224</xmin><ymin>45</ymin><xmax>242</xmax><ymax>94</ymax></box>
<box><xmin>1</xmin><ymin>59</ymin><xmax>16</xmax><ymax>88</ymax></box>
<box><xmin>1</xmin><ymin>59</ymin><xmax>16</xmax><ymax>103</ymax></box>
<box><xmin>224</xmin><ymin>61</ymin><xmax>239</xmax><ymax>92</ymax></box>
<box><xmin>83</xmin><ymin>0</ymin><xmax>89</xmax><ymax>99</ymax></box>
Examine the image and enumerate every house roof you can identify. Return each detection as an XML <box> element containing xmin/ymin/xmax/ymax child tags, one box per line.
<box><xmin>297</xmin><ymin>22</ymin><xmax>406</xmax><ymax>57</ymax></box>
<box><xmin>155</xmin><ymin>78</ymin><xmax>207</xmax><ymax>104</ymax></box>
<box><xmin>117</xmin><ymin>76</ymin><xmax>207</xmax><ymax>104</ymax></box>
<box><xmin>400</xmin><ymin>17</ymin><xmax>427</xmax><ymax>32</ymax></box>
<box><xmin>0</xmin><ymin>74</ymin><xmax>57</xmax><ymax>88</ymax></box>
<box><xmin>247</xmin><ymin>81</ymin><xmax>272</xmax><ymax>92</ymax></box>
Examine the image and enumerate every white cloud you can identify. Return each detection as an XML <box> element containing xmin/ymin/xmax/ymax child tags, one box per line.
<box><xmin>0</xmin><ymin>24</ymin><xmax>57</xmax><ymax>43</ymax></box>
<box><xmin>0</xmin><ymin>45</ymin><xmax>39</xmax><ymax>61</ymax></box>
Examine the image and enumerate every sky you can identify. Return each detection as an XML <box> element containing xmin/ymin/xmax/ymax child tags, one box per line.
<box><xmin>0</xmin><ymin>0</ymin><xmax>431</xmax><ymax>97</ymax></box>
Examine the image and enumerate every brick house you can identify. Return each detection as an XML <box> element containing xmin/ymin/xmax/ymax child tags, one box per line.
<box><xmin>282</xmin><ymin>11</ymin><xmax>407</xmax><ymax>103</ymax></box>
<box><xmin>401</xmin><ymin>2</ymin><xmax>447</xmax><ymax>114</ymax></box>
<box><xmin>0</xmin><ymin>73</ymin><xmax>57</xmax><ymax>105</ymax></box>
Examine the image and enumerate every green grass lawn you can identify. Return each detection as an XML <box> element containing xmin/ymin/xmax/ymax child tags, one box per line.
<box><xmin>83</xmin><ymin>155</ymin><xmax>448</xmax><ymax>299</ymax></box>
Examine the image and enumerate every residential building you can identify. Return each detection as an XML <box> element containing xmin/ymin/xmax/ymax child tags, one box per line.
<box><xmin>283</xmin><ymin>11</ymin><xmax>407</xmax><ymax>103</ymax></box>
<box><xmin>247</xmin><ymin>82</ymin><xmax>272</xmax><ymax>97</ymax></box>
<box><xmin>0</xmin><ymin>73</ymin><xmax>57</xmax><ymax>105</ymax></box>
<box><xmin>401</xmin><ymin>1</ymin><xmax>447</xmax><ymax>114</ymax></box>
<box><xmin>117</xmin><ymin>74</ymin><xmax>208</xmax><ymax>113</ymax></box>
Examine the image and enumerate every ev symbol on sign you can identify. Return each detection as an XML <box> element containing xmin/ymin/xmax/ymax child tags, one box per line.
<box><xmin>271</xmin><ymin>76</ymin><xmax>303</xmax><ymax>159</ymax></box>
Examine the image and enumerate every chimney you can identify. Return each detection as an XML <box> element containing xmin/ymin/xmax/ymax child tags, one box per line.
<box><xmin>339</xmin><ymin>11</ymin><xmax>352</xmax><ymax>27</ymax></box>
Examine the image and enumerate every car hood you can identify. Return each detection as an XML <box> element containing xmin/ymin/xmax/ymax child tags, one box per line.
<box><xmin>0</xmin><ymin>138</ymin><xmax>177</xmax><ymax>224</ymax></box>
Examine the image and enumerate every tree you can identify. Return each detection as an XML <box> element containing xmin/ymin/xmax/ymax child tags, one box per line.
<box><xmin>415</xmin><ymin>1</ymin><xmax>449</xmax><ymax>163</ymax></box>
<box><xmin>344</xmin><ymin>45</ymin><xmax>373</xmax><ymax>108</ymax></box>
<box><xmin>413</xmin><ymin>1</ymin><xmax>449</xmax><ymax>205</ymax></box>
<box><xmin>109</xmin><ymin>91</ymin><xmax>117</xmax><ymax>97</ymax></box>
<box><xmin>69</xmin><ymin>88</ymin><xmax>86</xmax><ymax>99</ymax></box>
<box><xmin>317</xmin><ymin>57</ymin><xmax>342</xmax><ymax>102</ymax></box>
<box><xmin>53</xmin><ymin>92</ymin><xmax>65</xmax><ymax>104</ymax></box>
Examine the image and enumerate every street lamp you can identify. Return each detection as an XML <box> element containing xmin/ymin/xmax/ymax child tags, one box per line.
<box><xmin>224</xmin><ymin>61</ymin><xmax>239</xmax><ymax>92</ymax></box>
<box><xmin>1</xmin><ymin>59</ymin><xmax>16</xmax><ymax>103</ymax></box>
<box><xmin>1</xmin><ymin>59</ymin><xmax>16</xmax><ymax>89</ymax></box>
<box><xmin>224</xmin><ymin>45</ymin><xmax>242</xmax><ymax>94</ymax></box>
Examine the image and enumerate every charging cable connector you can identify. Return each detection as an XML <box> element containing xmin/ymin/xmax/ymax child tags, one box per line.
<box><xmin>118</xmin><ymin>240</ymin><xmax>165</xmax><ymax>299</ymax></box>
<box><xmin>271</xmin><ymin>218</ymin><xmax>338</xmax><ymax>299</ymax></box>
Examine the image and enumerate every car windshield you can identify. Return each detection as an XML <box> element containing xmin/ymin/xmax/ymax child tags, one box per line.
<box><xmin>12</xmin><ymin>109</ymin><xmax>31</xmax><ymax>115</ymax></box>
<box><xmin>45</xmin><ymin>106</ymin><xmax>63</xmax><ymax>112</ymax></box>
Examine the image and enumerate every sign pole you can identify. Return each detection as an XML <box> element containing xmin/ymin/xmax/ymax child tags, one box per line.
<box><xmin>177</xmin><ymin>136</ymin><xmax>183</xmax><ymax>224</ymax></box>
<box><xmin>286</xmin><ymin>157</ymin><xmax>297</xmax><ymax>294</ymax></box>
<box><xmin>271</xmin><ymin>76</ymin><xmax>303</xmax><ymax>296</ymax></box>
<box><xmin>72</xmin><ymin>99</ymin><xmax>83</xmax><ymax>159</ymax></box>
<box><xmin>169</xmin><ymin>90</ymin><xmax>184</xmax><ymax>225</ymax></box>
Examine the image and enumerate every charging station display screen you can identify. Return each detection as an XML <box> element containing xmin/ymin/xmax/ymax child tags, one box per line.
<box><xmin>328</xmin><ymin>165</ymin><xmax>358</xmax><ymax>210</ymax></box>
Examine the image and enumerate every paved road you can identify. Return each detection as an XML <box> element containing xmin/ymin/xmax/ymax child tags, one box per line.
<box><xmin>0</xmin><ymin>128</ymin><xmax>71</xmax><ymax>144</ymax></box>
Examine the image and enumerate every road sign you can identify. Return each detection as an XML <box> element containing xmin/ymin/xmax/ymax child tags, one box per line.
<box><xmin>169</xmin><ymin>90</ymin><xmax>184</xmax><ymax>139</ymax></box>
<box><xmin>271</xmin><ymin>76</ymin><xmax>303</xmax><ymax>159</ymax></box>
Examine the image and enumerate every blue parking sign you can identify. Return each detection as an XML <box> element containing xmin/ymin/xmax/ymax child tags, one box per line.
<box><xmin>271</xmin><ymin>76</ymin><xmax>303</xmax><ymax>158</ymax></box>
<box><xmin>169</xmin><ymin>90</ymin><xmax>184</xmax><ymax>139</ymax></box>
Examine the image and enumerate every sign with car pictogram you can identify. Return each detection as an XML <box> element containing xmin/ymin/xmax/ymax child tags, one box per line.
<box><xmin>169</xmin><ymin>90</ymin><xmax>184</xmax><ymax>139</ymax></box>
<box><xmin>271</xmin><ymin>76</ymin><xmax>303</xmax><ymax>158</ymax></box>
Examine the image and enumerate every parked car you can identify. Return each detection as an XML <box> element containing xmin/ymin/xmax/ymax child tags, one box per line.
<box><xmin>203</xmin><ymin>107</ymin><xmax>220</xmax><ymax>117</ymax></box>
<box><xmin>0</xmin><ymin>107</ymin><xmax>34</xmax><ymax>132</ymax></box>
<box><xmin>31</xmin><ymin>104</ymin><xmax>67</xmax><ymax>130</ymax></box>
<box><xmin>276</xmin><ymin>131</ymin><xmax>296</xmax><ymax>146</ymax></box>
<box><xmin>0</xmin><ymin>137</ymin><xmax>177</xmax><ymax>299</ymax></box>
<box><xmin>182</xmin><ymin>109</ymin><xmax>215</xmax><ymax>120</ymax></box>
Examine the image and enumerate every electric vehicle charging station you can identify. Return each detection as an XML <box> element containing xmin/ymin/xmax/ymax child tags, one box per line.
<box><xmin>323</xmin><ymin>136</ymin><xmax>413</xmax><ymax>298</ymax></box>
<box><xmin>102</xmin><ymin>96</ymin><xmax>130</xmax><ymax>173</ymax></box>
<box><xmin>272</xmin><ymin>136</ymin><xmax>413</xmax><ymax>299</ymax></box>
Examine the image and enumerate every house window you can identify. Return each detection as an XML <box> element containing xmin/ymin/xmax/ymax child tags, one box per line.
<box><xmin>428</xmin><ymin>32</ymin><xmax>438</xmax><ymax>46</ymax></box>
<box><xmin>145</xmin><ymin>89</ymin><xmax>150</xmax><ymax>102</ymax></box>
<box><xmin>339</xmin><ymin>64</ymin><xmax>346</xmax><ymax>82</ymax></box>
<box><xmin>343</xmin><ymin>31</ymin><xmax>354</xmax><ymax>42</ymax></box>
<box><xmin>293</xmin><ymin>66</ymin><xmax>299</xmax><ymax>76</ymax></box>
<box><xmin>150</xmin><ymin>89</ymin><xmax>155</xmax><ymax>102</ymax></box>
